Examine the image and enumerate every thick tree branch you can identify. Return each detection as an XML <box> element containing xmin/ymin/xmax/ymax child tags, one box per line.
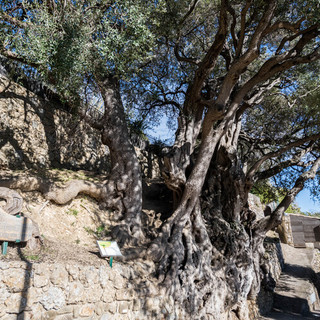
<box><xmin>275</xmin><ymin>24</ymin><xmax>318</xmax><ymax>55</ymax></box>
<box><xmin>246</xmin><ymin>133</ymin><xmax>320</xmax><ymax>181</ymax></box>
<box><xmin>264</xmin><ymin>17</ymin><xmax>305</xmax><ymax>36</ymax></box>
<box><xmin>256</xmin><ymin>142</ymin><xmax>315</xmax><ymax>180</ymax></box>
<box><xmin>187</xmin><ymin>0</ymin><xmax>229</xmax><ymax>103</ymax></box>
<box><xmin>226</xmin><ymin>3</ymin><xmax>238</xmax><ymax>51</ymax></box>
<box><xmin>0</xmin><ymin>50</ymin><xmax>40</xmax><ymax>70</ymax></box>
<box><xmin>235</xmin><ymin>0</ymin><xmax>252</xmax><ymax>58</ymax></box>
<box><xmin>214</xmin><ymin>0</ymin><xmax>277</xmax><ymax>109</ymax></box>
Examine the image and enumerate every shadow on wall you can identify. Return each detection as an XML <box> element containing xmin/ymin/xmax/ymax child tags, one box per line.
<box><xmin>0</xmin><ymin>127</ymin><xmax>33</xmax><ymax>170</ymax></box>
<box><xmin>0</xmin><ymin>77</ymin><xmax>110</xmax><ymax>172</ymax></box>
<box><xmin>16</xmin><ymin>219</ymin><xmax>33</xmax><ymax>320</ymax></box>
<box><xmin>272</xmin><ymin>294</ymin><xmax>311</xmax><ymax>316</ymax></box>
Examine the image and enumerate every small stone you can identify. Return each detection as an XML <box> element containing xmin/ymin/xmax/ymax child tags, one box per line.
<box><xmin>40</xmin><ymin>287</ymin><xmax>65</xmax><ymax>310</ymax></box>
<box><xmin>80</xmin><ymin>266</ymin><xmax>99</xmax><ymax>287</ymax></box>
<box><xmin>3</xmin><ymin>269</ymin><xmax>30</xmax><ymax>292</ymax></box>
<box><xmin>102</xmin><ymin>286</ymin><xmax>116</xmax><ymax>303</ymax></box>
<box><xmin>67</xmin><ymin>281</ymin><xmax>84</xmax><ymax>303</ymax></box>
<box><xmin>118</xmin><ymin>301</ymin><xmax>130</xmax><ymax>314</ymax></box>
<box><xmin>0</xmin><ymin>261</ymin><xmax>9</xmax><ymax>270</ymax></box>
<box><xmin>118</xmin><ymin>267</ymin><xmax>131</xmax><ymax>279</ymax></box>
<box><xmin>66</xmin><ymin>265</ymin><xmax>79</xmax><ymax>280</ymax></box>
<box><xmin>79</xmin><ymin>304</ymin><xmax>94</xmax><ymax>317</ymax></box>
<box><xmin>85</xmin><ymin>266</ymin><xmax>99</xmax><ymax>286</ymax></box>
<box><xmin>112</xmin><ymin>273</ymin><xmax>124</xmax><ymax>289</ymax></box>
<box><xmin>34</xmin><ymin>264</ymin><xmax>50</xmax><ymax>276</ymax></box>
<box><xmin>108</xmin><ymin>302</ymin><xmax>117</xmax><ymax>314</ymax></box>
<box><xmin>41</xmin><ymin>310</ymin><xmax>57</xmax><ymax>320</ymax></box>
<box><xmin>144</xmin><ymin>298</ymin><xmax>154</xmax><ymax>311</ymax></box>
<box><xmin>95</xmin><ymin>301</ymin><xmax>105</xmax><ymax>316</ymax></box>
<box><xmin>4</xmin><ymin>293</ymin><xmax>27</xmax><ymax>313</ymax></box>
<box><xmin>56</xmin><ymin>305</ymin><xmax>74</xmax><ymax>314</ymax></box>
<box><xmin>25</xmin><ymin>287</ymin><xmax>43</xmax><ymax>307</ymax></box>
<box><xmin>163</xmin><ymin>302</ymin><xmax>173</xmax><ymax>313</ymax></box>
<box><xmin>84</xmin><ymin>283</ymin><xmax>103</xmax><ymax>303</ymax></box>
<box><xmin>99</xmin><ymin>266</ymin><xmax>109</xmax><ymax>288</ymax></box>
<box><xmin>73</xmin><ymin>305</ymin><xmax>80</xmax><ymax>318</ymax></box>
<box><xmin>34</xmin><ymin>275</ymin><xmax>49</xmax><ymax>288</ymax></box>
<box><xmin>0</xmin><ymin>286</ymin><xmax>10</xmax><ymax>304</ymax></box>
<box><xmin>50</xmin><ymin>265</ymin><xmax>68</xmax><ymax>288</ymax></box>
<box><xmin>28</xmin><ymin>303</ymin><xmax>45</xmax><ymax>319</ymax></box>
<box><xmin>115</xmin><ymin>289</ymin><xmax>133</xmax><ymax>301</ymax></box>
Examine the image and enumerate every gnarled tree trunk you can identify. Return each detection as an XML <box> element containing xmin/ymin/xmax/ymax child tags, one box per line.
<box><xmin>152</xmin><ymin>113</ymin><xmax>275</xmax><ymax>319</ymax></box>
<box><xmin>97</xmin><ymin>76</ymin><xmax>143</xmax><ymax>245</ymax></box>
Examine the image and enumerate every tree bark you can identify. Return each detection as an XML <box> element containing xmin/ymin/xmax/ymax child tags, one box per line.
<box><xmin>97</xmin><ymin>76</ymin><xmax>143</xmax><ymax>245</ymax></box>
<box><xmin>150</xmin><ymin>113</ymin><xmax>270</xmax><ymax>319</ymax></box>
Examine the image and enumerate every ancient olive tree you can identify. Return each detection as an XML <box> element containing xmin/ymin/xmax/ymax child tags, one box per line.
<box><xmin>131</xmin><ymin>0</ymin><xmax>320</xmax><ymax>318</ymax></box>
<box><xmin>0</xmin><ymin>0</ymin><xmax>164</xmax><ymax>242</ymax></box>
<box><xmin>1</xmin><ymin>0</ymin><xmax>320</xmax><ymax>319</ymax></box>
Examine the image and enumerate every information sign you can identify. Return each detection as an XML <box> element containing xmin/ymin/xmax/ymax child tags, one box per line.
<box><xmin>96</xmin><ymin>240</ymin><xmax>122</xmax><ymax>258</ymax></box>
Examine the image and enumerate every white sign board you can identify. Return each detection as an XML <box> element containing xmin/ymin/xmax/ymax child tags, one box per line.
<box><xmin>96</xmin><ymin>240</ymin><xmax>122</xmax><ymax>257</ymax></box>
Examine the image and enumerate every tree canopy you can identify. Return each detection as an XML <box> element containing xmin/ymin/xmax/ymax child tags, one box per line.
<box><xmin>1</xmin><ymin>0</ymin><xmax>162</xmax><ymax>103</ymax></box>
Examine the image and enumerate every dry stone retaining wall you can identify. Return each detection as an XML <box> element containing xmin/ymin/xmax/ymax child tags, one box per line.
<box><xmin>0</xmin><ymin>75</ymin><xmax>109</xmax><ymax>172</ymax></box>
<box><xmin>0</xmin><ymin>259</ymin><xmax>184</xmax><ymax>320</ymax></box>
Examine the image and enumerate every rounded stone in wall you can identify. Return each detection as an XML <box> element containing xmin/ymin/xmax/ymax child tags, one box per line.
<box><xmin>40</xmin><ymin>287</ymin><xmax>66</xmax><ymax>310</ymax></box>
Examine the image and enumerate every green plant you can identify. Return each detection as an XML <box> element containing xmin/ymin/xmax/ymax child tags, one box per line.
<box><xmin>83</xmin><ymin>226</ymin><xmax>94</xmax><ymax>235</ymax></box>
<box><xmin>24</xmin><ymin>254</ymin><xmax>40</xmax><ymax>261</ymax></box>
<box><xmin>96</xmin><ymin>224</ymin><xmax>110</xmax><ymax>238</ymax></box>
<box><xmin>83</xmin><ymin>224</ymin><xmax>110</xmax><ymax>238</ymax></box>
<box><xmin>66</xmin><ymin>208</ymin><xmax>78</xmax><ymax>217</ymax></box>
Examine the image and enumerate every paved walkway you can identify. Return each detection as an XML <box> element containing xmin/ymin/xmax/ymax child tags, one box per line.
<box><xmin>259</xmin><ymin>244</ymin><xmax>320</xmax><ymax>319</ymax></box>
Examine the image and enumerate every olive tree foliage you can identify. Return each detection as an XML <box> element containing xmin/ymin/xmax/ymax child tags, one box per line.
<box><xmin>0</xmin><ymin>0</ymin><xmax>166</xmax><ymax>243</ymax></box>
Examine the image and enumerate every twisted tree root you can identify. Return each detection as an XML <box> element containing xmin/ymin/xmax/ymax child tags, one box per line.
<box><xmin>0</xmin><ymin>176</ymin><xmax>103</xmax><ymax>205</ymax></box>
<box><xmin>0</xmin><ymin>187</ymin><xmax>23</xmax><ymax>214</ymax></box>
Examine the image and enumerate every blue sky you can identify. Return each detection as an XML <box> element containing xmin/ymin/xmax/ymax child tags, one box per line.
<box><xmin>145</xmin><ymin>116</ymin><xmax>175</xmax><ymax>144</ymax></box>
<box><xmin>296</xmin><ymin>189</ymin><xmax>320</xmax><ymax>213</ymax></box>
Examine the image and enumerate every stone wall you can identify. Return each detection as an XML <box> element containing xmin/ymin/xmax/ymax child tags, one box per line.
<box><xmin>0</xmin><ymin>259</ymin><xmax>183</xmax><ymax>320</ymax></box>
<box><xmin>0</xmin><ymin>75</ymin><xmax>109</xmax><ymax>172</ymax></box>
<box><xmin>277</xmin><ymin>213</ymin><xmax>294</xmax><ymax>246</ymax></box>
<box><xmin>247</xmin><ymin>235</ymin><xmax>284</xmax><ymax>318</ymax></box>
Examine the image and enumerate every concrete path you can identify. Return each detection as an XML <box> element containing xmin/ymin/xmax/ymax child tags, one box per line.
<box><xmin>259</xmin><ymin>244</ymin><xmax>320</xmax><ymax>319</ymax></box>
